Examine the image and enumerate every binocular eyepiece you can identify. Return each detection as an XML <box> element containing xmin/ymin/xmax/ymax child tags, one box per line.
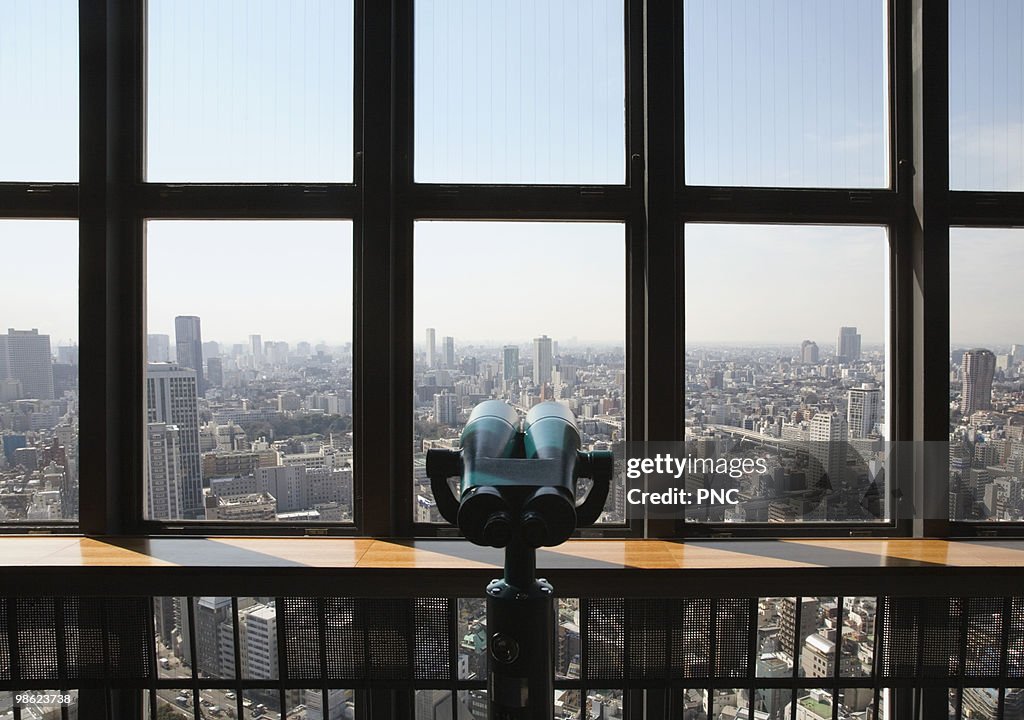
<box><xmin>426</xmin><ymin>400</ymin><xmax>614</xmax><ymax>548</ymax></box>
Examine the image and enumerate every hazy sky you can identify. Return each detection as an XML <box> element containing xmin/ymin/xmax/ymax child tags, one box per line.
<box><xmin>950</xmin><ymin>228</ymin><xmax>1024</xmax><ymax>346</ymax></box>
<box><xmin>684</xmin><ymin>224</ymin><xmax>889</xmax><ymax>345</ymax></box>
<box><xmin>1</xmin><ymin>0</ymin><xmax>1020</xmax><ymax>349</ymax></box>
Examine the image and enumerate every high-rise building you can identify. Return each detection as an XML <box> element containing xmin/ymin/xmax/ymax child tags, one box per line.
<box><xmin>240</xmin><ymin>603</ymin><xmax>278</xmax><ymax>680</ymax></box>
<box><xmin>442</xmin><ymin>336</ymin><xmax>455</xmax><ymax>369</ymax></box>
<box><xmin>434</xmin><ymin>391</ymin><xmax>459</xmax><ymax>426</ymax></box>
<box><xmin>147</xmin><ymin>334</ymin><xmax>170</xmax><ymax>362</ymax></box>
<box><xmin>962</xmin><ymin>348</ymin><xmax>996</xmax><ymax>417</ymax></box>
<box><xmin>147</xmin><ymin>363</ymin><xmax>202</xmax><ymax>517</ymax></box>
<box><xmin>836</xmin><ymin>327</ymin><xmax>861</xmax><ymax>362</ymax></box>
<box><xmin>2</xmin><ymin>328</ymin><xmax>54</xmax><ymax>400</ymax></box>
<box><xmin>146</xmin><ymin>422</ymin><xmax>183</xmax><ymax>520</ymax></box>
<box><xmin>502</xmin><ymin>345</ymin><xmax>519</xmax><ymax>382</ymax></box>
<box><xmin>800</xmin><ymin>340</ymin><xmax>819</xmax><ymax>364</ymax></box>
<box><xmin>426</xmin><ymin>328</ymin><xmax>437</xmax><ymax>368</ymax></box>
<box><xmin>809</xmin><ymin>411</ymin><xmax>848</xmax><ymax>488</ymax></box>
<box><xmin>533</xmin><ymin>335</ymin><xmax>553</xmax><ymax>386</ymax></box>
<box><xmin>174</xmin><ymin>316</ymin><xmax>205</xmax><ymax>392</ymax></box>
<box><xmin>847</xmin><ymin>383</ymin><xmax>881</xmax><ymax>439</ymax></box>
<box><xmin>250</xmin><ymin>334</ymin><xmax>263</xmax><ymax>367</ymax></box>
<box><xmin>194</xmin><ymin>596</ymin><xmax>233</xmax><ymax>678</ymax></box>
<box><xmin>206</xmin><ymin>357</ymin><xmax>223</xmax><ymax>388</ymax></box>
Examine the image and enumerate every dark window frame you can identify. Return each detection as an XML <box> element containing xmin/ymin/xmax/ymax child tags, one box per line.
<box><xmin>0</xmin><ymin>0</ymin><xmax>1017</xmax><ymax>538</ymax></box>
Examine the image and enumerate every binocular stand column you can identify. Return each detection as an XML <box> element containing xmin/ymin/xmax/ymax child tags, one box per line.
<box><xmin>485</xmin><ymin>540</ymin><xmax>554</xmax><ymax>720</ymax></box>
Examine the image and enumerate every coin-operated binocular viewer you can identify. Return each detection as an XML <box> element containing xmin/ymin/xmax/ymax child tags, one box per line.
<box><xmin>427</xmin><ymin>400</ymin><xmax>614</xmax><ymax>720</ymax></box>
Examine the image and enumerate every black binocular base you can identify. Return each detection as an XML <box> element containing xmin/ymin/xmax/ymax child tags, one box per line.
<box><xmin>485</xmin><ymin>545</ymin><xmax>555</xmax><ymax>720</ymax></box>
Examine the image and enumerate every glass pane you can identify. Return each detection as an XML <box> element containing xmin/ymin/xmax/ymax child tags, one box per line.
<box><xmin>684</xmin><ymin>224</ymin><xmax>890</xmax><ymax>523</ymax></box>
<box><xmin>416</xmin><ymin>689</ymin><xmax>453</xmax><ymax>720</ymax></box>
<box><xmin>457</xmin><ymin>689</ymin><xmax>488</xmax><ymax>720</ymax></box>
<box><xmin>457</xmin><ymin>597</ymin><xmax>486</xmax><ymax>680</ymax></box>
<box><xmin>585</xmin><ymin>691</ymin><xmax>623</xmax><ymax>719</ymax></box>
<box><xmin>0</xmin><ymin>220</ymin><xmax>79</xmax><ymax>523</ymax></box>
<box><xmin>795</xmin><ymin>689</ymin><xmax>834</xmax><ymax>720</ymax></box>
<box><xmin>556</xmin><ymin>598</ymin><xmax>581</xmax><ymax>680</ymax></box>
<box><xmin>840</xmin><ymin>596</ymin><xmax>876</xmax><ymax>677</ymax></box>
<box><xmin>413</xmin><ymin>222</ymin><xmax>626</xmax><ymax>525</ymax></box>
<box><xmin>0</xmin><ymin>0</ymin><xmax>78</xmax><ymax>181</ymax></box>
<box><xmin>797</xmin><ymin>596</ymin><xmax>839</xmax><ymax>678</ymax></box>
<box><xmin>705</xmin><ymin>688</ymin><xmax>750</xmax><ymax>720</ymax></box>
<box><xmin>683</xmin><ymin>0</ymin><xmax>889</xmax><ymax>188</ymax></box>
<box><xmin>145</xmin><ymin>221</ymin><xmax>354</xmax><ymax>522</ymax></box>
<box><xmin>949</xmin><ymin>0</ymin><xmax>1024</xmax><ymax>191</ymax></box>
<box><xmin>961</xmin><ymin>688</ymin><xmax>999</xmax><ymax>720</ymax></box>
<box><xmin>198</xmin><ymin>689</ymin><xmax>238</xmax><ymax>719</ymax></box>
<box><xmin>303</xmin><ymin>688</ymin><xmax>354</xmax><ymax>720</ymax></box>
<box><xmin>238</xmin><ymin>598</ymin><xmax>278</xmax><ymax>680</ymax></box>
<box><xmin>415</xmin><ymin>0</ymin><xmax>625</xmax><ymax>183</ymax></box>
<box><xmin>155</xmin><ymin>596</ymin><xmax>193</xmax><ymax>679</ymax></box>
<box><xmin>147</xmin><ymin>0</ymin><xmax>354</xmax><ymax>181</ymax></box>
<box><xmin>949</xmin><ymin>228</ymin><xmax>1024</xmax><ymax>521</ymax></box>
<box><xmin>242</xmin><ymin>689</ymin><xmax>280</xmax><ymax>720</ymax></box>
<box><xmin>754</xmin><ymin>687</ymin><xmax>792</xmax><ymax>720</ymax></box>
<box><xmin>838</xmin><ymin>688</ymin><xmax>875</xmax><ymax>719</ymax></box>
<box><xmin>756</xmin><ymin>597</ymin><xmax>794</xmax><ymax>677</ymax></box>
<box><xmin>159</xmin><ymin>690</ymin><xmax>197</xmax><ymax>718</ymax></box>
<box><xmin>1006</xmin><ymin>688</ymin><xmax>1024</xmax><ymax>720</ymax></box>
<box><xmin>193</xmin><ymin>597</ymin><xmax>236</xmax><ymax>680</ymax></box>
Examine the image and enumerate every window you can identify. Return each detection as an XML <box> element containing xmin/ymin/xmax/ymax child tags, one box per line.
<box><xmin>146</xmin><ymin>0</ymin><xmax>355</xmax><ymax>182</ymax></box>
<box><xmin>412</xmin><ymin>221</ymin><xmax>627</xmax><ymax>525</ymax></box>
<box><xmin>949</xmin><ymin>0</ymin><xmax>1024</xmax><ymax>191</ymax></box>
<box><xmin>144</xmin><ymin>221</ymin><xmax>354</xmax><ymax>524</ymax></box>
<box><xmin>0</xmin><ymin>220</ymin><xmax>79</xmax><ymax>523</ymax></box>
<box><xmin>683</xmin><ymin>0</ymin><xmax>889</xmax><ymax>188</ymax></box>
<box><xmin>683</xmin><ymin>224</ymin><xmax>891</xmax><ymax>524</ymax></box>
<box><xmin>0</xmin><ymin>0</ymin><xmax>78</xmax><ymax>182</ymax></box>
<box><xmin>414</xmin><ymin>0</ymin><xmax>626</xmax><ymax>184</ymax></box>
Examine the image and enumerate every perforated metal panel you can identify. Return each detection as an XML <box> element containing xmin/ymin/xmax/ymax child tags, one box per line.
<box><xmin>14</xmin><ymin>598</ymin><xmax>59</xmax><ymax>680</ymax></box>
<box><xmin>626</xmin><ymin>599</ymin><xmax>671</xmax><ymax>681</ymax></box>
<box><xmin>363</xmin><ymin>599</ymin><xmax>412</xmax><ymax>681</ymax></box>
<box><xmin>413</xmin><ymin>598</ymin><xmax>451</xmax><ymax>681</ymax></box>
<box><xmin>714</xmin><ymin>598</ymin><xmax>751</xmax><ymax>678</ymax></box>
<box><xmin>678</xmin><ymin>597</ymin><xmax>712</xmax><ymax>678</ymax></box>
<box><xmin>965</xmin><ymin>598</ymin><xmax>1004</xmax><ymax>677</ymax></box>
<box><xmin>324</xmin><ymin>598</ymin><xmax>364</xmax><ymax>680</ymax></box>
<box><xmin>1009</xmin><ymin>598</ymin><xmax>1024</xmax><ymax>679</ymax></box>
<box><xmin>585</xmin><ymin>598</ymin><xmax>624</xmax><ymax>682</ymax></box>
<box><xmin>920</xmin><ymin>598</ymin><xmax>964</xmax><ymax>679</ymax></box>
<box><xmin>281</xmin><ymin>597</ymin><xmax>323</xmax><ymax>680</ymax></box>
<box><xmin>64</xmin><ymin>597</ymin><xmax>105</xmax><ymax>679</ymax></box>
<box><xmin>0</xmin><ymin>599</ymin><xmax>8</xmax><ymax>681</ymax></box>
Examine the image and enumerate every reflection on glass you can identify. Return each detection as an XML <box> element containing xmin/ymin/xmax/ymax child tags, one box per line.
<box><xmin>415</xmin><ymin>689</ymin><xmax>453</xmax><ymax>720</ymax></box>
<box><xmin>147</xmin><ymin>0</ymin><xmax>354</xmax><ymax>181</ymax></box>
<box><xmin>684</xmin><ymin>224</ymin><xmax>889</xmax><ymax>523</ymax></box>
<box><xmin>413</xmin><ymin>222</ymin><xmax>626</xmax><ymax>524</ymax></box>
<box><xmin>415</xmin><ymin>0</ymin><xmax>625</xmax><ymax>184</ymax></box>
<box><xmin>0</xmin><ymin>1</ymin><xmax>79</xmax><ymax>181</ymax></box>
<box><xmin>145</xmin><ymin>221</ymin><xmax>354</xmax><ymax>522</ymax></box>
<box><xmin>684</xmin><ymin>0</ymin><xmax>888</xmax><ymax>188</ymax></box>
<box><xmin>0</xmin><ymin>220</ymin><xmax>79</xmax><ymax>523</ymax></box>
<box><xmin>949</xmin><ymin>229</ymin><xmax>1024</xmax><ymax>522</ymax></box>
<box><xmin>457</xmin><ymin>689</ymin><xmax>488</xmax><ymax>719</ymax></box>
<box><xmin>949</xmin><ymin>0</ymin><xmax>1024</xmax><ymax>191</ymax></box>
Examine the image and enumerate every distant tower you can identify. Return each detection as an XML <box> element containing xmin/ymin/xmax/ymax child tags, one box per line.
<box><xmin>847</xmin><ymin>383</ymin><xmax>881</xmax><ymax>439</ymax></box>
<box><xmin>206</xmin><ymin>357</ymin><xmax>224</xmax><ymax>388</ymax></box>
<box><xmin>442</xmin><ymin>336</ymin><xmax>455</xmax><ymax>369</ymax></box>
<box><xmin>1</xmin><ymin>329</ymin><xmax>54</xmax><ymax>400</ymax></box>
<box><xmin>426</xmin><ymin>328</ymin><xmax>437</xmax><ymax>368</ymax></box>
<box><xmin>800</xmin><ymin>340</ymin><xmax>819</xmax><ymax>364</ymax></box>
<box><xmin>146</xmin><ymin>363</ymin><xmax>202</xmax><ymax>518</ymax></box>
<box><xmin>502</xmin><ymin>346</ymin><xmax>520</xmax><ymax>382</ymax></box>
<box><xmin>174</xmin><ymin>316</ymin><xmax>205</xmax><ymax>392</ymax></box>
<box><xmin>836</xmin><ymin>327</ymin><xmax>861</xmax><ymax>362</ymax></box>
<box><xmin>962</xmin><ymin>349</ymin><xmax>996</xmax><ymax>417</ymax></box>
<box><xmin>147</xmin><ymin>333</ymin><xmax>170</xmax><ymax>362</ymax></box>
<box><xmin>533</xmin><ymin>335</ymin><xmax>553</xmax><ymax>386</ymax></box>
<box><xmin>433</xmin><ymin>391</ymin><xmax>459</xmax><ymax>426</ymax></box>
<box><xmin>249</xmin><ymin>334</ymin><xmax>263</xmax><ymax>367</ymax></box>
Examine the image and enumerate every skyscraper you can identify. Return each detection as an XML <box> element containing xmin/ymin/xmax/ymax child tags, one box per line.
<box><xmin>442</xmin><ymin>336</ymin><xmax>455</xmax><ymax>369</ymax></box>
<box><xmin>250</xmin><ymin>334</ymin><xmax>263</xmax><ymax>368</ymax></box>
<box><xmin>502</xmin><ymin>345</ymin><xmax>520</xmax><ymax>382</ymax></box>
<box><xmin>426</xmin><ymin>328</ymin><xmax>437</xmax><ymax>368</ymax></box>
<box><xmin>147</xmin><ymin>334</ymin><xmax>170</xmax><ymax>362</ymax></box>
<box><xmin>533</xmin><ymin>335</ymin><xmax>553</xmax><ymax>386</ymax></box>
<box><xmin>207</xmin><ymin>357</ymin><xmax>224</xmax><ymax>388</ymax></box>
<box><xmin>147</xmin><ymin>363</ymin><xmax>202</xmax><ymax>518</ymax></box>
<box><xmin>146</xmin><ymin>422</ymin><xmax>183</xmax><ymax>520</ymax></box>
<box><xmin>174</xmin><ymin>316</ymin><xmax>205</xmax><ymax>392</ymax></box>
<box><xmin>847</xmin><ymin>383</ymin><xmax>881</xmax><ymax>439</ymax></box>
<box><xmin>433</xmin><ymin>391</ymin><xmax>458</xmax><ymax>426</ymax></box>
<box><xmin>800</xmin><ymin>340</ymin><xmax>819</xmax><ymax>364</ymax></box>
<box><xmin>962</xmin><ymin>348</ymin><xmax>996</xmax><ymax>417</ymax></box>
<box><xmin>836</xmin><ymin>327</ymin><xmax>861</xmax><ymax>362</ymax></box>
<box><xmin>2</xmin><ymin>328</ymin><xmax>54</xmax><ymax>400</ymax></box>
<box><xmin>809</xmin><ymin>411</ymin><xmax>848</xmax><ymax>487</ymax></box>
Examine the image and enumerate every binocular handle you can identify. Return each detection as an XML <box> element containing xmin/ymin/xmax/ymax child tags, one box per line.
<box><xmin>425</xmin><ymin>448</ymin><xmax>462</xmax><ymax>525</ymax></box>
<box><xmin>575</xmin><ymin>451</ymin><xmax>614</xmax><ymax>526</ymax></box>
